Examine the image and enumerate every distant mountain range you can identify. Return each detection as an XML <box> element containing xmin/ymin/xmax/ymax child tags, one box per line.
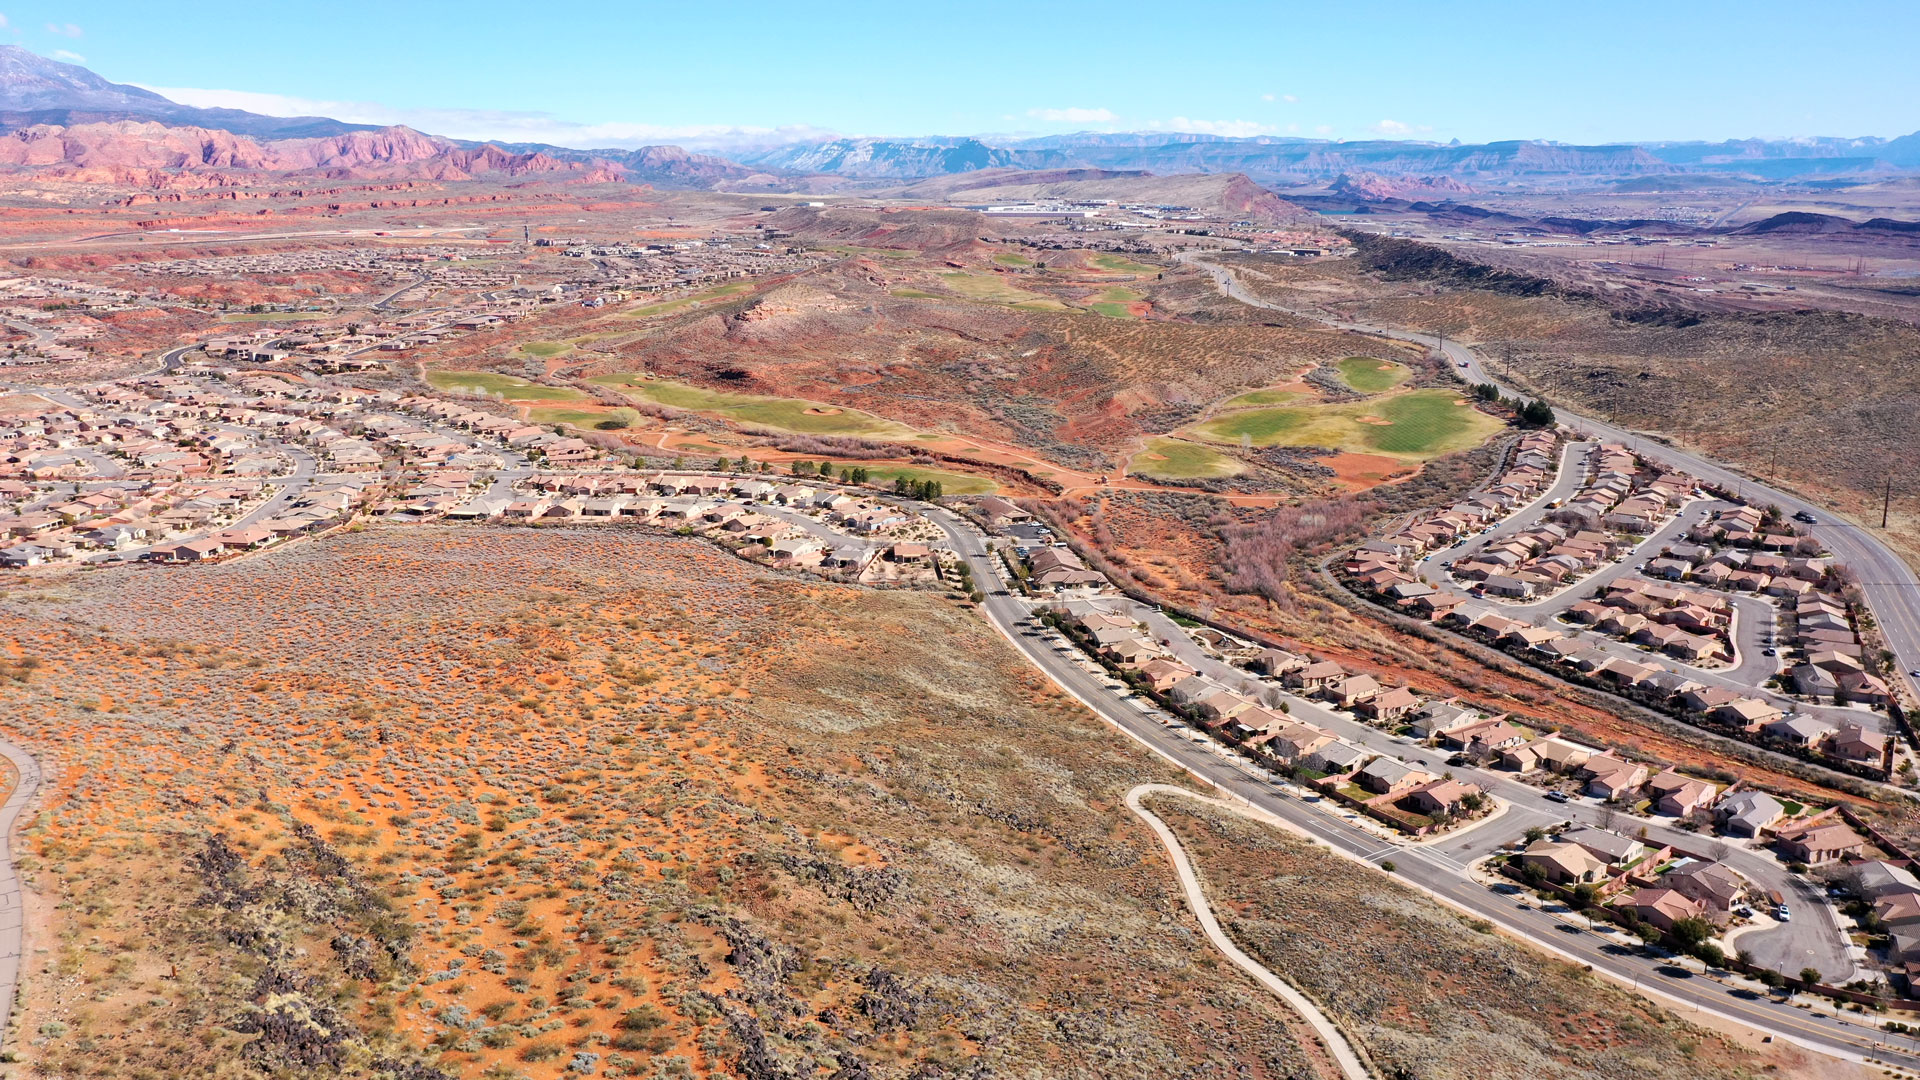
<box><xmin>0</xmin><ymin>45</ymin><xmax>1917</xmax><ymax>192</ymax></box>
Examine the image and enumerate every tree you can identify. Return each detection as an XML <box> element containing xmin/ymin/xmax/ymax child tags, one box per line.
<box><xmin>1695</xmin><ymin>942</ymin><xmax>1725</xmax><ymax>967</ymax></box>
<box><xmin>595</xmin><ymin>407</ymin><xmax>641</xmax><ymax>430</ymax></box>
<box><xmin>1800</xmin><ymin>967</ymin><xmax>1824</xmax><ymax>987</ymax></box>
<box><xmin>1523</xmin><ymin>825</ymin><xmax>1548</xmax><ymax>845</ymax></box>
<box><xmin>1668</xmin><ymin>916</ymin><xmax>1712</xmax><ymax>951</ymax></box>
<box><xmin>1517</xmin><ymin>399</ymin><xmax>1555</xmax><ymax>428</ymax></box>
<box><xmin>849</xmin><ymin>466</ymin><xmax>870</xmax><ymax>484</ymax></box>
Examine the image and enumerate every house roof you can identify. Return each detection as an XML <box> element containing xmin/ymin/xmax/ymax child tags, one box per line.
<box><xmin>1560</xmin><ymin>826</ymin><xmax>1641</xmax><ymax>863</ymax></box>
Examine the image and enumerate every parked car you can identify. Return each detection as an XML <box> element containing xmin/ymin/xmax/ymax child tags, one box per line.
<box><xmin>1793</xmin><ymin>511</ymin><xmax>1817</xmax><ymax>524</ymax></box>
<box><xmin>1545</xmin><ymin>790</ymin><xmax>1571</xmax><ymax>803</ymax></box>
<box><xmin>1763</xmin><ymin>648</ymin><xmax>1777</xmax><ymax>657</ymax></box>
<box><xmin>1774</xmin><ymin>904</ymin><xmax>1792</xmax><ymax>922</ymax></box>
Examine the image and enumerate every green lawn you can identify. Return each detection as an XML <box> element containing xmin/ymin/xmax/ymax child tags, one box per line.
<box><xmin>890</xmin><ymin>289</ymin><xmax>939</xmax><ymax>299</ymax></box>
<box><xmin>1335</xmin><ymin>356</ymin><xmax>1412</xmax><ymax>394</ymax></box>
<box><xmin>1090</xmin><ymin>253</ymin><xmax>1158</xmax><ymax>274</ymax></box>
<box><xmin>1089</xmin><ymin>285</ymin><xmax>1144</xmax><ymax>319</ymax></box>
<box><xmin>424</xmin><ymin>370</ymin><xmax>588</xmax><ymax>402</ymax></box>
<box><xmin>617</xmin><ymin>281</ymin><xmax>755</xmax><ymax>320</ymax></box>
<box><xmin>518</xmin><ymin>340</ymin><xmax>574</xmax><ymax>358</ymax></box>
<box><xmin>992</xmin><ymin>252</ymin><xmax>1033</xmax><ymax>267</ymax></box>
<box><xmin>1129</xmin><ymin>437</ymin><xmax>1243</xmax><ymax>480</ymax></box>
<box><xmin>938</xmin><ymin>271</ymin><xmax>1070</xmax><ymax>311</ymax></box>
<box><xmin>527</xmin><ymin>406</ymin><xmax>613</xmax><ymax>429</ymax></box>
<box><xmin>588</xmin><ymin>374</ymin><xmax>918</xmax><ymax>439</ymax></box>
<box><xmin>220</xmin><ymin>310</ymin><xmax>319</xmax><ymax>322</ymax></box>
<box><xmin>1189</xmin><ymin>388</ymin><xmax>1504</xmax><ymax>460</ymax></box>
<box><xmin>1221</xmin><ymin>387</ymin><xmax>1309</xmax><ymax>408</ymax></box>
<box><xmin>856</xmin><ymin>464</ymin><xmax>997</xmax><ymax>495</ymax></box>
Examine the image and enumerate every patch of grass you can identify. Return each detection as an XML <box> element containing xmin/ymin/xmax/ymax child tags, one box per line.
<box><xmin>856</xmin><ymin>465</ymin><xmax>997</xmax><ymax>495</ymax></box>
<box><xmin>1129</xmin><ymin>437</ymin><xmax>1242</xmax><ymax>480</ymax></box>
<box><xmin>1335</xmin><ymin>356</ymin><xmax>1412</xmax><ymax>393</ymax></box>
<box><xmin>889</xmin><ymin>289</ymin><xmax>938</xmax><ymax>299</ymax></box>
<box><xmin>518</xmin><ymin>341</ymin><xmax>573</xmax><ymax>358</ymax></box>
<box><xmin>820</xmin><ymin>244</ymin><xmax>913</xmax><ymax>259</ymax></box>
<box><xmin>1089</xmin><ymin>286</ymin><xmax>1144</xmax><ymax>319</ymax></box>
<box><xmin>1221</xmin><ymin>387</ymin><xmax>1309</xmax><ymax>408</ymax></box>
<box><xmin>937</xmin><ymin>272</ymin><xmax>1070</xmax><ymax>311</ymax></box>
<box><xmin>527</xmin><ymin>406</ymin><xmax>612</xmax><ymax>429</ymax></box>
<box><xmin>219</xmin><ymin>310</ymin><xmax>318</xmax><ymax>322</ymax></box>
<box><xmin>1190</xmin><ymin>388</ymin><xmax>1503</xmax><ymax>460</ymax></box>
<box><xmin>1090</xmin><ymin>253</ymin><xmax>1158</xmax><ymax>274</ymax></box>
<box><xmin>425</xmin><ymin>370</ymin><xmax>587</xmax><ymax>402</ymax></box>
<box><xmin>616</xmin><ymin>281</ymin><xmax>754</xmax><ymax>320</ymax></box>
<box><xmin>588</xmin><ymin>374</ymin><xmax>917</xmax><ymax>439</ymax></box>
<box><xmin>992</xmin><ymin>253</ymin><xmax>1033</xmax><ymax>267</ymax></box>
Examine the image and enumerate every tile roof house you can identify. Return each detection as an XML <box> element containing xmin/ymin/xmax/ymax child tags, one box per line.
<box><xmin>1647</xmin><ymin>770</ymin><xmax>1717</xmax><ymax>817</ymax></box>
<box><xmin>1715</xmin><ymin>791</ymin><xmax>1784</xmax><ymax>837</ymax></box>
<box><xmin>1772</xmin><ymin>819</ymin><xmax>1865</xmax><ymax>865</ymax></box>
<box><xmin>1519</xmin><ymin>840</ymin><xmax>1610</xmax><ymax>885</ymax></box>
<box><xmin>1617</xmin><ymin>887</ymin><xmax>1705</xmax><ymax>933</ymax></box>
<box><xmin>1559</xmin><ymin>826</ymin><xmax>1643</xmax><ymax>866</ymax></box>
<box><xmin>1405</xmin><ymin>778</ymin><xmax>1483</xmax><ymax>816</ymax></box>
<box><xmin>1666</xmin><ymin>861</ymin><xmax>1742</xmax><ymax>922</ymax></box>
<box><xmin>1579</xmin><ymin>754</ymin><xmax>1649</xmax><ymax>801</ymax></box>
<box><xmin>1356</xmin><ymin>757</ymin><xmax>1434</xmax><ymax>796</ymax></box>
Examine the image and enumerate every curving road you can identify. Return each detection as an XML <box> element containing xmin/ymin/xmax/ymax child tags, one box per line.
<box><xmin>917</xmin><ymin>500</ymin><xmax>1909</xmax><ymax>1068</ymax></box>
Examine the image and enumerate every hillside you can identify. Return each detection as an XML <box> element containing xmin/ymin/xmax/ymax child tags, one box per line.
<box><xmin>0</xmin><ymin>119</ymin><xmax>755</xmax><ymax>188</ymax></box>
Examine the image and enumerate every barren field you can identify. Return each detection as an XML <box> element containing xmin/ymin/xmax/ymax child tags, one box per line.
<box><xmin>0</xmin><ymin>526</ymin><xmax>1360</xmax><ymax>1080</ymax></box>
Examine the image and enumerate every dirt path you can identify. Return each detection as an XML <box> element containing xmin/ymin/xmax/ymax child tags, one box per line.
<box><xmin>1125</xmin><ymin>783</ymin><xmax>1375</xmax><ymax>1080</ymax></box>
<box><xmin>0</xmin><ymin>739</ymin><xmax>43</xmax><ymax>1055</ymax></box>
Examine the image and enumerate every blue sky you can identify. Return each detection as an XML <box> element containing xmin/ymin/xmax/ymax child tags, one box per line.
<box><xmin>9</xmin><ymin>0</ymin><xmax>1918</xmax><ymax>150</ymax></box>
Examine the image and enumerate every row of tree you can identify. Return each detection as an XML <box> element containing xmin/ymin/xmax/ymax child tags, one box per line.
<box><xmin>1470</xmin><ymin>382</ymin><xmax>1554</xmax><ymax>427</ymax></box>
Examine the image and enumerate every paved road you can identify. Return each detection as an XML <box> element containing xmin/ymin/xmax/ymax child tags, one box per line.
<box><xmin>1180</xmin><ymin>253</ymin><xmax>1920</xmax><ymax>704</ymax></box>
<box><xmin>918</xmin><ymin>503</ymin><xmax>1898</xmax><ymax>1066</ymax></box>
<box><xmin>0</xmin><ymin>740</ymin><xmax>43</xmax><ymax>1054</ymax></box>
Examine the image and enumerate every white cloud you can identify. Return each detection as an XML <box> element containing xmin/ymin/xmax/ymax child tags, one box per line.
<box><xmin>1315</xmin><ymin>124</ymin><xmax>1335</xmax><ymax>135</ymax></box>
<box><xmin>1164</xmin><ymin>116</ymin><xmax>1273</xmax><ymax>137</ymax></box>
<box><xmin>139</xmin><ymin>85</ymin><xmax>832</xmax><ymax>151</ymax></box>
<box><xmin>45</xmin><ymin>22</ymin><xmax>80</xmax><ymax>37</ymax></box>
<box><xmin>1261</xmin><ymin>93</ymin><xmax>1275</xmax><ymax>102</ymax></box>
<box><xmin>1369</xmin><ymin>119</ymin><xmax>1433</xmax><ymax>137</ymax></box>
<box><xmin>1025</xmin><ymin>106</ymin><xmax>1117</xmax><ymax>124</ymax></box>
<box><xmin>50</xmin><ymin>49</ymin><xmax>83</xmax><ymax>63</ymax></box>
<box><xmin>1264</xmin><ymin>93</ymin><xmax>1298</xmax><ymax>104</ymax></box>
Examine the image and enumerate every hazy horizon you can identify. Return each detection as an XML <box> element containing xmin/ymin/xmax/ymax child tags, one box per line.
<box><xmin>5</xmin><ymin>0</ymin><xmax>1912</xmax><ymax>153</ymax></box>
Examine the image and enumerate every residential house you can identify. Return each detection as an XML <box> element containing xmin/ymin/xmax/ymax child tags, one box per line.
<box><xmin>1715</xmin><ymin>791</ymin><xmax>1784</xmax><ymax>837</ymax></box>
<box><xmin>1580</xmin><ymin>754</ymin><xmax>1648</xmax><ymax>801</ymax></box>
<box><xmin>1666</xmin><ymin>861</ymin><xmax>1743</xmax><ymax>923</ymax></box>
<box><xmin>1647</xmin><ymin>770</ymin><xmax>1717</xmax><ymax>817</ymax></box>
<box><xmin>1617</xmin><ymin>887</ymin><xmax>1706</xmax><ymax>933</ymax></box>
<box><xmin>1356</xmin><ymin>757</ymin><xmax>1435</xmax><ymax>797</ymax></box>
<box><xmin>1519</xmin><ymin>840</ymin><xmax>1610</xmax><ymax>886</ymax></box>
<box><xmin>1772</xmin><ymin>819</ymin><xmax>1865</xmax><ymax>865</ymax></box>
<box><xmin>1405</xmin><ymin>778</ymin><xmax>1483</xmax><ymax>816</ymax></box>
<box><xmin>1356</xmin><ymin>685</ymin><xmax>1421</xmax><ymax>723</ymax></box>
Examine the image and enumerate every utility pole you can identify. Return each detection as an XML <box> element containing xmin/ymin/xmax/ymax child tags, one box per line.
<box><xmin>1883</xmin><ymin>475</ymin><xmax>1894</xmax><ymax>530</ymax></box>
